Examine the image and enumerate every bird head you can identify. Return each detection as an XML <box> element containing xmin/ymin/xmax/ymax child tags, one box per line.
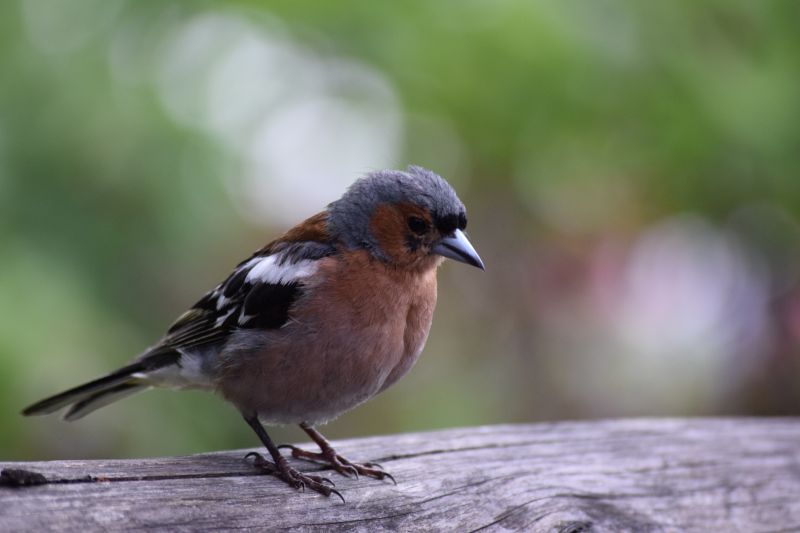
<box><xmin>328</xmin><ymin>166</ymin><xmax>484</xmax><ymax>271</ymax></box>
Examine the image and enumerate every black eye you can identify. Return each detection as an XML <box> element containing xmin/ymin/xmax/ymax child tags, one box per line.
<box><xmin>407</xmin><ymin>216</ymin><xmax>428</xmax><ymax>235</ymax></box>
<box><xmin>458</xmin><ymin>212</ymin><xmax>467</xmax><ymax>230</ymax></box>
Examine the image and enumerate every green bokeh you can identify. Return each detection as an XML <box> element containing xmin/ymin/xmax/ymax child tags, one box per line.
<box><xmin>2</xmin><ymin>0</ymin><xmax>799</xmax><ymax>460</ymax></box>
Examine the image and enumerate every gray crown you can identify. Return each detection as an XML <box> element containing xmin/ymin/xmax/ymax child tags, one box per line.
<box><xmin>328</xmin><ymin>166</ymin><xmax>465</xmax><ymax>257</ymax></box>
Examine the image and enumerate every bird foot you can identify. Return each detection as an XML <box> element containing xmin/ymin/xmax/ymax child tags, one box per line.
<box><xmin>277</xmin><ymin>444</ymin><xmax>395</xmax><ymax>484</ymax></box>
<box><xmin>245</xmin><ymin>452</ymin><xmax>344</xmax><ymax>502</ymax></box>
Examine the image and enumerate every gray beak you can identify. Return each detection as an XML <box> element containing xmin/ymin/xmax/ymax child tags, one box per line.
<box><xmin>432</xmin><ymin>229</ymin><xmax>485</xmax><ymax>270</ymax></box>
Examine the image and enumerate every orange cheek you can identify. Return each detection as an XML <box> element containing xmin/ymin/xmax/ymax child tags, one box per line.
<box><xmin>369</xmin><ymin>203</ymin><xmax>434</xmax><ymax>266</ymax></box>
<box><xmin>369</xmin><ymin>204</ymin><xmax>407</xmax><ymax>261</ymax></box>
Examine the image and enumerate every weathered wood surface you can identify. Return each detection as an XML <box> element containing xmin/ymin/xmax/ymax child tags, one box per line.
<box><xmin>2</xmin><ymin>419</ymin><xmax>800</xmax><ymax>532</ymax></box>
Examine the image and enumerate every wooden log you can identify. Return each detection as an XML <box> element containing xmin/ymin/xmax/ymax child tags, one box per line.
<box><xmin>1</xmin><ymin>419</ymin><xmax>800</xmax><ymax>532</ymax></box>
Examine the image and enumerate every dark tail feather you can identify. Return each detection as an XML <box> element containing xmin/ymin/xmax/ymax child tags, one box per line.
<box><xmin>63</xmin><ymin>382</ymin><xmax>149</xmax><ymax>421</ymax></box>
<box><xmin>22</xmin><ymin>349</ymin><xmax>180</xmax><ymax>418</ymax></box>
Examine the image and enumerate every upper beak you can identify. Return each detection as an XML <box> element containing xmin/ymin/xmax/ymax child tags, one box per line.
<box><xmin>432</xmin><ymin>229</ymin><xmax>485</xmax><ymax>270</ymax></box>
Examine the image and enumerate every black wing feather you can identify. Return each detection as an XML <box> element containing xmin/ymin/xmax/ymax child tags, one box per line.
<box><xmin>163</xmin><ymin>243</ymin><xmax>334</xmax><ymax>350</ymax></box>
<box><xmin>241</xmin><ymin>282</ymin><xmax>300</xmax><ymax>329</ymax></box>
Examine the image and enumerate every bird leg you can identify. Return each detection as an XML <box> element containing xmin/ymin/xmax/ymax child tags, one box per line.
<box><xmin>278</xmin><ymin>422</ymin><xmax>395</xmax><ymax>483</ymax></box>
<box><xmin>243</xmin><ymin>415</ymin><xmax>343</xmax><ymax>501</ymax></box>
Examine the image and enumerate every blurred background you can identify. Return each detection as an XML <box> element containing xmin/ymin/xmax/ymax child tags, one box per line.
<box><xmin>2</xmin><ymin>0</ymin><xmax>800</xmax><ymax>460</ymax></box>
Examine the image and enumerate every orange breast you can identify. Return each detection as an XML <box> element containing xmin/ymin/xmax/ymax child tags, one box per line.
<box><xmin>216</xmin><ymin>249</ymin><xmax>440</xmax><ymax>424</ymax></box>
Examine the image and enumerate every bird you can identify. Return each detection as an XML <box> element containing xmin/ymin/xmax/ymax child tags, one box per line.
<box><xmin>22</xmin><ymin>165</ymin><xmax>484</xmax><ymax>501</ymax></box>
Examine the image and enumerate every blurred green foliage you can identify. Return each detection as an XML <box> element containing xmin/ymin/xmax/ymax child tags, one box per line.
<box><xmin>2</xmin><ymin>0</ymin><xmax>800</xmax><ymax>460</ymax></box>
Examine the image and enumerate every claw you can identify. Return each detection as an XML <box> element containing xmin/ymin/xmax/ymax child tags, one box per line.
<box><xmin>285</xmin><ymin>447</ymin><xmax>394</xmax><ymax>483</ymax></box>
<box><xmin>330</xmin><ymin>488</ymin><xmax>346</xmax><ymax>503</ymax></box>
<box><xmin>246</xmin><ymin>450</ymin><xmax>343</xmax><ymax>500</ymax></box>
<box><xmin>242</xmin><ymin>417</ymin><xmax>343</xmax><ymax>501</ymax></box>
<box><xmin>344</xmin><ymin>465</ymin><xmax>359</xmax><ymax>479</ymax></box>
<box><xmin>278</xmin><ymin>426</ymin><xmax>395</xmax><ymax>486</ymax></box>
<box><xmin>245</xmin><ymin>452</ymin><xmax>276</xmax><ymax>472</ymax></box>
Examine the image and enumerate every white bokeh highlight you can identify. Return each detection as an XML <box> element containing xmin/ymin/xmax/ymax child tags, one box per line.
<box><xmin>155</xmin><ymin>12</ymin><xmax>402</xmax><ymax>226</ymax></box>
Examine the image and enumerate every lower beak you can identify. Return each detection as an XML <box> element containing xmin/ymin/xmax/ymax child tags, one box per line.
<box><xmin>431</xmin><ymin>229</ymin><xmax>485</xmax><ymax>270</ymax></box>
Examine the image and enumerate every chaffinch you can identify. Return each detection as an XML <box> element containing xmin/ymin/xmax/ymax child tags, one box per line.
<box><xmin>22</xmin><ymin>165</ymin><xmax>484</xmax><ymax>500</ymax></box>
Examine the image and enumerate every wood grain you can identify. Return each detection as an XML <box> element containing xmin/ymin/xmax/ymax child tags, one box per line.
<box><xmin>2</xmin><ymin>419</ymin><xmax>800</xmax><ymax>532</ymax></box>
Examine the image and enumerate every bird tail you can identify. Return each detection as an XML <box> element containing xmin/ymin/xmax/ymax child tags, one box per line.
<box><xmin>22</xmin><ymin>349</ymin><xmax>181</xmax><ymax>421</ymax></box>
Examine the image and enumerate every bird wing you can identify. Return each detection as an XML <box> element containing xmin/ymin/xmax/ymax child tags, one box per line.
<box><xmin>161</xmin><ymin>212</ymin><xmax>337</xmax><ymax>354</ymax></box>
<box><xmin>163</xmin><ymin>243</ymin><xmax>336</xmax><ymax>350</ymax></box>
<box><xmin>129</xmin><ymin>239</ymin><xmax>336</xmax><ymax>391</ymax></box>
